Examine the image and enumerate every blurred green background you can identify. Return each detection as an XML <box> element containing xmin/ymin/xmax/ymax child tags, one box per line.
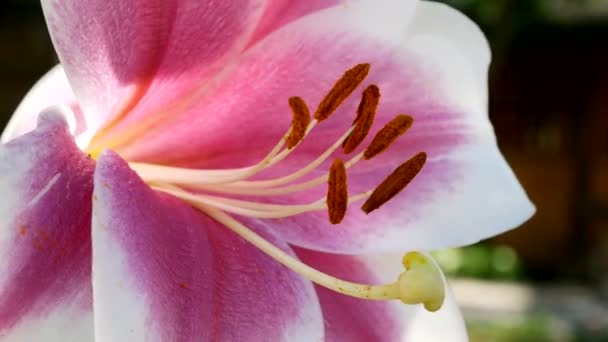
<box><xmin>1</xmin><ymin>0</ymin><xmax>608</xmax><ymax>340</ymax></box>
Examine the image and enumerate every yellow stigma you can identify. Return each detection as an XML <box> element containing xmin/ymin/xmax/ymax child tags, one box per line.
<box><xmin>397</xmin><ymin>252</ymin><xmax>445</xmax><ymax>312</ymax></box>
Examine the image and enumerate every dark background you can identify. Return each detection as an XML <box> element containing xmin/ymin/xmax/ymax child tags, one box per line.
<box><xmin>1</xmin><ymin>0</ymin><xmax>607</xmax><ymax>340</ymax></box>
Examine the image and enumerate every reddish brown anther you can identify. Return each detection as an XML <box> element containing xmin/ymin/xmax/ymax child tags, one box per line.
<box><xmin>327</xmin><ymin>158</ymin><xmax>348</xmax><ymax>224</ymax></box>
<box><xmin>343</xmin><ymin>85</ymin><xmax>380</xmax><ymax>154</ymax></box>
<box><xmin>361</xmin><ymin>152</ymin><xmax>426</xmax><ymax>214</ymax></box>
<box><xmin>364</xmin><ymin>115</ymin><xmax>414</xmax><ymax>160</ymax></box>
<box><xmin>314</xmin><ymin>63</ymin><xmax>371</xmax><ymax>121</ymax></box>
<box><xmin>286</xmin><ymin>97</ymin><xmax>312</xmax><ymax>149</ymax></box>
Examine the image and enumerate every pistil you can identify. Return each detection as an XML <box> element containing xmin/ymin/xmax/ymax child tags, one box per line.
<box><xmin>197</xmin><ymin>206</ymin><xmax>445</xmax><ymax>312</ymax></box>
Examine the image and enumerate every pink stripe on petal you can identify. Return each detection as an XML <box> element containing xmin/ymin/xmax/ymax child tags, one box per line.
<box><xmin>0</xmin><ymin>108</ymin><xmax>94</xmax><ymax>341</ymax></box>
<box><xmin>92</xmin><ymin>151</ymin><xmax>323</xmax><ymax>342</ymax></box>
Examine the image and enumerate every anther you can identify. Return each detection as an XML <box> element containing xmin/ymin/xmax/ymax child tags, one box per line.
<box><xmin>327</xmin><ymin>158</ymin><xmax>348</xmax><ymax>224</ymax></box>
<box><xmin>364</xmin><ymin>115</ymin><xmax>414</xmax><ymax>160</ymax></box>
<box><xmin>314</xmin><ymin>63</ymin><xmax>371</xmax><ymax>121</ymax></box>
<box><xmin>286</xmin><ymin>97</ymin><xmax>312</xmax><ymax>149</ymax></box>
<box><xmin>361</xmin><ymin>152</ymin><xmax>426</xmax><ymax>214</ymax></box>
<box><xmin>343</xmin><ymin>85</ymin><xmax>380</xmax><ymax>154</ymax></box>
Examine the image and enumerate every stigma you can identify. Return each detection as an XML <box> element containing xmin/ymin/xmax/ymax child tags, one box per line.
<box><xmin>128</xmin><ymin>63</ymin><xmax>445</xmax><ymax>312</ymax></box>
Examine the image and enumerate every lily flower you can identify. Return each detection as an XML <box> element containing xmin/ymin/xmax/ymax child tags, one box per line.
<box><xmin>0</xmin><ymin>0</ymin><xmax>534</xmax><ymax>341</ymax></box>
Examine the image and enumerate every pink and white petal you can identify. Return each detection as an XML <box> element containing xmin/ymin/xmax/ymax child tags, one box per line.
<box><xmin>118</xmin><ymin>1</ymin><xmax>532</xmax><ymax>254</ymax></box>
<box><xmin>92</xmin><ymin>151</ymin><xmax>323</xmax><ymax>342</ymax></box>
<box><xmin>1</xmin><ymin>65</ymin><xmax>81</xmax><ymax>144</ymax></box>
<box><xmin>295</xmin><ymin>248</ymin><xmax>467</xmax><ymax>342</ymax></box>
<box><xmin>0</xmin><ymin>108</ymin><xmax>94</xmax><ymax>341</ymax></box>
<box><xmin>41</xmin><ymin>0</ymin><xmax>266</xmax><ymax>138</ymax></box>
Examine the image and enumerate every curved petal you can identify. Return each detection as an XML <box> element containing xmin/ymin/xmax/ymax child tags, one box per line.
<box><xmin>0</xmin><ymin>108</ymin><xmax>94</xmax><ymax>341</ymax></box>
<box><xmin>92</xmin><ymin>151</ymin><xmax>323</xmax><ymax>342</ymax></box>
<box><xmin>294</xmin><ymin>248</ymin><xmax>468</xmax><ymax>341</ymax></box>
<box><xmin>1</xmin><ymin>65</ymin><xmax>81</xmax><ymax>144</ymax></box>
<box><xmin>42</xmin><ymin>0</ymin><xmax>266</xmax><ymax>139</ymax></box>
<box><xmin>118</xmin><ymin>1</ymin><xmax>533</xmax><ymax>253</ymax></box>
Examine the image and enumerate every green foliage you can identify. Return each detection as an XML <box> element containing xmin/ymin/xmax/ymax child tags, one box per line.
<box><xmin>433</xmin><ymin>244</ymin><xmax>522</xmax><ymax>280</ymax></box>
<box><xmin>468</xmin><ymin>314</ymin><xmax>558</xmax><ymax>342</ymax></box>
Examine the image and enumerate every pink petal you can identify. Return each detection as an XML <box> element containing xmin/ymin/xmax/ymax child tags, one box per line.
<box><xmin>0</xmin><ymin>108</ymin><xmax>94</xmax><ymax>341</ymax></box>
<box><xmin>118</xmin><ymin>2</ymin><xmax>533</xmax><ymax>254</ymax></box>
<box><xmin>91</xmin><ymin>151</ymin><xmax>323</xmax><ymax>342</ymax></box>
<box><xmin>294</xmin><ymin>248</ymin><xmax>468</xmax><ymax>341</ymax></box>
<box><xmin>41</xmin><ymin>0</ymin><xmax>266</xmax><ymax>138</ymax></box>
<box><xmin>1</xmin><ymin>65</ymin><xmax>81</xmax><ymax>143</ymax></box>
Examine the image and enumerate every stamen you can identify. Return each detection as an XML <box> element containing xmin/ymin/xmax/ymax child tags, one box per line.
<box><xmin>129</xmin><ymin>120</ymin><xmax>317</xmax><ymax>185</ymax></box>
<box><xmin>166</xmin><ymin>125</ymin><xmax>355</xmax><ymax>193</ymax></box>
<box><xmin>364</xmin><ymin>115</ymin><xmax>414</xmax><ymax>160</ymax></box>
<box><xmin>327</xmin><ymin>159</ymin><xmax>348</xmax><ymax>224</ymax></box>
<box><xmin>343</xmin><ymin>85</ymin><xmax>380</xmax><ymax>154</ymax></box>
<box><xmin>130</xmin><ymin>63</ymin><xmax>372</xmax><ymax>187</ymax></box>
<box><xmin>195</xmin><ymin>205</ymin><xmax>444</xmax><ymax>312</ymax></box>
<box><xmin>361</xmin><ymin>152</ymin><xmax>426</xmax><ymax>214</ymax></box>
<box><xmin>314</xmin><ymin>63</ymin><xmax>370</xmax><ymax>121</ymax></box>
<box><xmin>286</xmin><ymin>97</ymin><xmax>311</xmax><ymax>149</ymax></box>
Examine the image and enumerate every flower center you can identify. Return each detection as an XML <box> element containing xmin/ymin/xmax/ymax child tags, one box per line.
<box><xmin>127</xmin><ymin>64</ymin><xmax>445</xmax><ymax>312</ymax></box>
